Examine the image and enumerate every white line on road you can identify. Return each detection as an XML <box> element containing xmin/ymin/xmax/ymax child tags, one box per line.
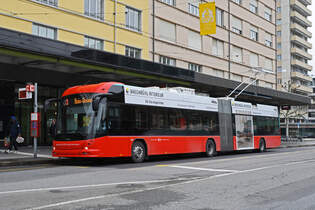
<box><xmin>166</xmin><ymin>165</ymin><xmax>240</xmax><ymax>173</ymax></box>
<box><xmin>0</xmin><ymin>178</ymin><xmax>193</xmax><ymax>195</ymax></box>
<box><xmin>26</xmin><ymin>158</ymin><xmax>315</xmax><ymax>210</ymax></box>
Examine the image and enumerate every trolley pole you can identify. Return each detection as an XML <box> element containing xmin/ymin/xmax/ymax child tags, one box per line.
<box><xmin>34</xmin><ymin>82</ymin><xmax>38</xmax><ymax>158</ymax></box>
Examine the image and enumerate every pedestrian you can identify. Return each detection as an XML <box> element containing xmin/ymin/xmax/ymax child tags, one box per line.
<box><xmin>49</xmin><ymin>118</ymin><xmax>56</xmax><ymax>138</ymax></box>
<box><xmin>6</xmin><ymin>116</ymin><xmax>21</xmax><ymax>152</ymax></box>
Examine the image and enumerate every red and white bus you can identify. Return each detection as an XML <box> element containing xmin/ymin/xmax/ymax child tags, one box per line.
<box><xmin>52</xmin><ymin>82</ymin><xmax>281</xmax><ymax>162</ymax></box>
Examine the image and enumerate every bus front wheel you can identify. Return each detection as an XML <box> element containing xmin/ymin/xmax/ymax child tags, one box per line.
<box><xmin>205</xmin><ymin>140</ymin><xmax>217</xmax><ymax>157</ymax></box>
<box><xmin>131</xmin><ymin>141</ymin><xmax>146</xmax><ymax>163</ymax></box>
<box><xmin>258</xmin><ymin>139</ymin><xmax>266</xmax><ymax>152</ymax></box>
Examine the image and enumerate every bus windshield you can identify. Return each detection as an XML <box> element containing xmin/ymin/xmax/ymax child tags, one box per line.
<box><xmin>56</xmin><ymin>94</ymin><xmax>97</xmax><ymax>140</ymax></box>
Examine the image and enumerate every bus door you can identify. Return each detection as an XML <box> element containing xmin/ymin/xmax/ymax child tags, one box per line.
<box><xmin>235</xmin><ymin>115</ymin><xmax>254</xmax><ymax>150</ymax></box>
<box><xmin>218</xmin><ymin>99</ymin><xmax>234</xmax><ymax>151</ymax></box>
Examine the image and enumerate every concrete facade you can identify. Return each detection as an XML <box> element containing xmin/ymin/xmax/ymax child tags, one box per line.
<box><xmin>151</xmin><ymin>0</ymin><xmax>277</xmax><ymax>89</ymax></box>
<box><xmin>276</xmin><ymin>0</ymin><xmax>313</xmax><ymax>95</ymax></box>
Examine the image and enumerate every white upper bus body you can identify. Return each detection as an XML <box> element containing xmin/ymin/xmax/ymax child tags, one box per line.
<box><xmin>123</xmin><ymin>85</ymin><xmax>278</xmax><ymax>118</ymax></box>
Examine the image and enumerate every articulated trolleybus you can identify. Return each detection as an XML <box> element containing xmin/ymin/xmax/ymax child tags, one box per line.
<box><xmin>52</xmin><ymin>82</ymin><xmax>280</xmax><ymax>162</ymax></box>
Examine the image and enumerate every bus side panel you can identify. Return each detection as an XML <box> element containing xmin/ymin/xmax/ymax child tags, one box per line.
<box><xmin>159</xmin><ymin>136</ymin><xmax>221</xmax><ymax>155</ymax></box>
<box><xmin>254</xmin><ymin>136</ymin><xmax>281</xmax><ymax>149</ymax></box>
<box><xmin>102</xmin><ymin>136</ymin><xmax>133</xmax><ymax>157</ymax></box>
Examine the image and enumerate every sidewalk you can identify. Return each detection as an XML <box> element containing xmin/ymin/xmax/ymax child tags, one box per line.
<box><xmin>0</xmin><ymin>146</ymin><xmax>56</xmax><ymax>167</ymax></box>
<box><xmin>1</xmin><ymin>140</ymin><xmax>315</xmax><ymax>167</ymax></box>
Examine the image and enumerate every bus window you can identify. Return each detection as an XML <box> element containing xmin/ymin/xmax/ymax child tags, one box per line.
<box><xmin>135</xmin><ymin>108</ymin><xmax>148</xmax><ymax>130</ymax></box>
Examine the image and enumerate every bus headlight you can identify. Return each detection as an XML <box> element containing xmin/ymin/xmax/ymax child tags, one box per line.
<box><xmin>84</xmin><ymin>147</ymin><xmax>88</xmax><ymax>150</ymax></box>
<box><xmin>53</xmin><ymin>147</ymin><xmax>56</xmax><ymax>150</ymax></box>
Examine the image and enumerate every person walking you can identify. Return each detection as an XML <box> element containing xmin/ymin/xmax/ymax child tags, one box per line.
<box><xmin>6</xmin><ymin>116</ymin><xmax>21</xmax><ymax>152</ymax></box>
<box><xmin>49</xmin><ymin>118</ymin><xmax>56</xmax><ymax>138</ymax></box>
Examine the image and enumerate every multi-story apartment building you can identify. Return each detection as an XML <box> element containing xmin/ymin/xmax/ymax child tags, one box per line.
<box><xmin>152</xmin><ymin>0</ymin><xmax>277</xmax><ymax>89</ymax></box>
<box><xmin>276</xmin><ymin>0</ymin><xmax>313</xmax><ymax>95</ymax></box>
<box><xmin>0</xmin><ymin>0</ymin><xmax>277</xmax><ymax>87</ymax></box>
<box><xmin>1</xmin><ymin>0</ymin><xmax>150</xmax><ymax>60</ymax></box>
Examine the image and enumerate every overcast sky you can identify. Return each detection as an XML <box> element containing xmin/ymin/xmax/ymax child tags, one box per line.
<box><xmin>310</xmin><ymin>3</ymin><xmax>314</xmax><ymax>76</ymax></box>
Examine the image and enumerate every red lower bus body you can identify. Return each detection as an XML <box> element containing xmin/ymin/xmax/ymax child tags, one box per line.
<box><xmin>52</xmin><ymin>136</ymin><xmax>281</xmax><ymax>158</ymax></box>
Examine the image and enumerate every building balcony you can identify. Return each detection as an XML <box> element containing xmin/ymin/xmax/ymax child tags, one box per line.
<box><xmin>291</xmin><ymin>48</ymin><xmax>312</xmax><ymax>60</ymax></box>
<box><xmin>291</xmin><ymin>59</ymin><xmax>313</xmax><ymax>71</ymax></box>
<box><xmin>291</xmin><ymin>71</ymin><xmax>312</xmax><ymax>82</ymax></box>
<box><xmin>291</xmin><ymin>35</ymin><xmax>312</xmax><ymax>49</ymax></box>
<box><xmin>290</xmin><ymin>0</ymin><xmax>312</xmax><ymax>17</ymax></box>
<box><xmin>291</xmin><ymin>83</ymin><xmax>313</xmax><ymax>93</ymax></box>
<box><xmin>291</xmin><ymin>11</ymin><xmax>312</xmax><ymax>27</ymax></box>
<box><xmin>290</xmin><ymin>23</ymin><xmax>312</xmax><ymax>38</ymax></box>
<box><xmin>298</xmin><ymin>0</ymin><xmax>312</xmax><ymax>6</ymax></box>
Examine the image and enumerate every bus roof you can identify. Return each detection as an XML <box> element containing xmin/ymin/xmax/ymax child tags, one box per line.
<box><xmin>62</xmin><ymin>82</ymin><xmax>278</xmax><ymax>117</ymax></box>
<box><xmin>62</xmin><ymin>82</ymin><xmax>123</xmax><ymax>97</ymax></box>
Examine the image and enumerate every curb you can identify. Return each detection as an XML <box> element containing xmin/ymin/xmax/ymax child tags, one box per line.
<box><xmin>0</xmin><ymin>158</ymin><xmax>55</xmax><ymax>167</ymax></box>
<box><xmin>279</xmin><ymin>144</ymin><xmax>315</xmax><ymax>148</ymax></box>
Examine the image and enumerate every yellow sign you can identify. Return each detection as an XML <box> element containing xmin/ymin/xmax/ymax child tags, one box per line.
<box><xmin>200</xmin><ymin>2</ymin><xmax>216</xmax><ymax>35</ymax></box>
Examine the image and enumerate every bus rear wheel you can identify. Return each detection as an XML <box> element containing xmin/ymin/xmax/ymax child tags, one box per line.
<box><xmin>258</xmin><ymin>139</ymin><xmax>266</xmax><ymax>152</ymax></box>
<box><xmin>131</xmin><ymin>141</ymin><xmax>146</xmax><ymax>163</ymax></box>
<box><xmin>205</xmin><ymin>140</ymin><xmax>217</xmax><ymax>157</ymax></box>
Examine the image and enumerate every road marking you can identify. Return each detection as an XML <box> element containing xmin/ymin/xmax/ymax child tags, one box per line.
<box><xmin>26</xmin><ymin>158</ymin><xmax>315</xmax><ymax>210</ymax></box>
<box><xmin>164</xmin><ymin>165</ymin><xmax>240</xmax><ymax>173</ymax></box>
<box><xmin>177</xmin><ymin>148</ymin><xmax>315</xmax><ymax>166</ymax></box>
<box><xmin>0</xmin><ymin>165</ymin><xmax>50</xmax><ymax>173</ymax></box>
<box><xmin>0</xmin><ymin>178</ymin><xmax>193</xmax><ymax>195</ymax></box>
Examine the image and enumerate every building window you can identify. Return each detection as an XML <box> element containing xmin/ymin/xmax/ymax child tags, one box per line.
<box><xmin>232</xmin><ymin>16</ymin><xmax>242</xmax><ymax>35</ymax></box>
<box><xmin>126</xmin><ymin>7</ymin><xmax>141</xmax><ymax>32</ymax></box>
<box><xmin>250</xmin><ymin>26</ymin><xmax>258</xmax><ymax>41</ymax></box>
<box><xmin>276</xmin><ymin>19</ymin><xmax>281</xmax><ymax>25</ymax></box>
<box><xmin>188</xmin><ymin>1</ymin><xmax>199</xmax><ymax>16</ymax></box>
<box><xmin>159</xmin><ymin>55</ymin><xmax>176</xmax><ymax>66</ymax></box>
<box><xmin>232</xmin><ymin>46</ymin><xmax>243</xmax><ymax>63</ymax></box>
<box><xmin>212</xmin><ymin>69</ymin><xmax>224</xmax><ymax>78</ymax></box>
<box><xmin>188</xmin><ymin>63</ymin><xmax>202</xmax><ymax>72</ymax></box>
<box><xmin>264</xmin><ymin>7</ymin><xmax>272</xmax><ymax>22</ymax></box>
<box><xmin>276</xmin><ymin>31</ymin><xmax>281</xmax><ymax>37</ymax></box>
<box><xmin>125</xmin><ymin>46</ymin><xmax>141</xmax><ymax>59</ymax></box>
<box><xmin>35</xmin><ymin>0</ymin><xmax>58</xmax><ymax>6</ymax></box>
<box><xmin>249</xmin><ymin>0</ymin><xmax>258</xmax><ymax>14</ymax></box>
<box><xmin>250</xmin><ymin>52</ymin><xmax>259</xmax><ymax>67</ymax></box>
<box><xmin>232</xmin><ymin>0</ymin><xmax>241</xmax><ymax>5</ymax></box>
<box><xmin>84</xmin><ymin>36</ymin><xmax>103</xmax><ymax>50</ymax></box>
<box><xmin>276</xmin><ymin>7</ymin><xmax>281</xmax><ymax>13</ymax></box>
<box><xmin>212</xmin><ymin>38</ymin><xmax>224</xmax><ymax>57</ymax></box>
<box><xmin>277</xmin><ymin>43</ymin><xmax>281</xmax><ymax>49</ymax></box>
<box><xmin>265</xmin><ymin>57</ymin><xmax>273</xmax><ymax>71</ymax></box>
<box><xmin>265</xmin><ymin>32</ymin><xmax>272</xmax><ymax>47</ymax></box>
<box><xmin>32</xmin><ymin>23</ymin><xmax>57</xmax><ymax>40</ymax></box>
<box><xmin>158</xmin><ymin>19</ymin><xmax>176</xmax><ymax>42</ymax></box>
<box><xmin>188</xmin><ymin>30</ymin><xmax>201</xmax><ymax>51</ymax></box>
<box><xmin>277</xmin><ymin>67</ymin><xmax>282</xmax><ymax>72</ymax></box>
<box><xmin>232</xmin><ymin>74</ymin><xmax>242</xmax><ymax>82</ymax></box>
<box><xmin>277</xmin><ymin>55</ymin><xmax>281</xmax><ymax>61</ymax></box>
<box><xmin>216</xmin><ymin>8</ymin><xmax>224</xmax><ymax>27</ymax></box>
<box><xmin>84</xmin><ymin>0</ymin><xmax>104</xmax><ymax>20</ymax></box>
<box><xmin>160</xmin><ymin>0</ymin><xmax>175</xmax><ymax>6</ymax></box>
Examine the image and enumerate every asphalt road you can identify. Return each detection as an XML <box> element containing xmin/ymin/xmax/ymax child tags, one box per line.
<box><xmin>1</xmin><ymin>147</ymin><xmax>315</xmax><ymax>210</ymax></box>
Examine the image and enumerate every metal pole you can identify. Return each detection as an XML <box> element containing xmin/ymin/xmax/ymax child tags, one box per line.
<box><xmin>234</xmin><ymin>78</ymin><xmax>259</xmax><ymax>99</ymax></box>
<box><xmin>34</xmin><ymin>83</ymin><xmax>38</xmax><ymax>158</ymax></box>
<box><xmin>228</xmin><ymin>0</ymin><xmax>231</xmax><ymax>80</ymax></box>
<box><xmin>152</xmin><ymin>0</ymin><xmax>155</xmax><ymax>62</ymax></box>
<box><xmin>114</xmin><ymin>0</ymin><xmax>117</xmax><ymax>53</ymax></box>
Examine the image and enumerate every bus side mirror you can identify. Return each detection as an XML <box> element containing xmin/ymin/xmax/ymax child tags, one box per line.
<box><xmin>92</xmin><ymin>97</ymin><xmax>100</xmax><ymax>111</ymax></box>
